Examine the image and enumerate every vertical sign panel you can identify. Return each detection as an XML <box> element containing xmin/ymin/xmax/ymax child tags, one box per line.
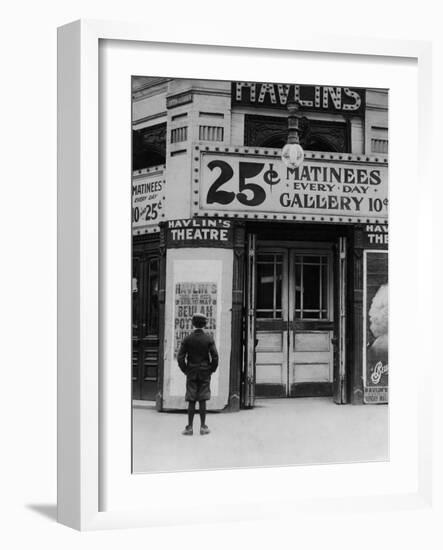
<box><xmin>363</xmin><ymin>251</ymin><xmax>389</xmax><ymax>403</ymax></box>
<box><xmin>132</xmin><ymin>166</ymin><xmax>165</xmax><ymax>235</ymax></box>
<box><xmin>164</xmin><ymin>252</ymin><xmax>232</xmax><ymax>411</ymax></box>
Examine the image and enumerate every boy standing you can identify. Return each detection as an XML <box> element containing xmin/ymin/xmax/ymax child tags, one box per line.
<box><xmin>177</xmin><ymin>313</ymin><xmax>219</xmax><ymax>435</ymax></box>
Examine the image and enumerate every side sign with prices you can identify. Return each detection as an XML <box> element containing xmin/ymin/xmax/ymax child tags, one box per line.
<box><xmin>195</xmin><ymin>147</ymin><xmax>388</xmax><ymax>224</ymax></box>
<box><xmin>363</xmin><ymin>251</ymin><xmax>389</xmax><ymax>404</ymax></box>
<box><xmin>166</xmin><ymin>217</ymin><xmax>234</xmax><ymax>248</ymax></box>
<box><xmin>132</xmin><ymin>166</ymin><xmax>165</xmax><ymax>234</ymax></box>
<box><xmin>232</xmin><ymin>82</ymin><xmax>365</xmax><ymax>114</ymax></box>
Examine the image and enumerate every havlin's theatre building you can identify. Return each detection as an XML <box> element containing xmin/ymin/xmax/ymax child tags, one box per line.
<box><xmin>131</xmin><ymin>77</ymin><xmax>388</xmax><ymax>411</ymax></box>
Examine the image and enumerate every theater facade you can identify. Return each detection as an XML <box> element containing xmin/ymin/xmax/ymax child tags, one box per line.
<box><xmin>131</xmin><ymin>77</ymin><xmax>389</xmax><ymax>411</ymax></box>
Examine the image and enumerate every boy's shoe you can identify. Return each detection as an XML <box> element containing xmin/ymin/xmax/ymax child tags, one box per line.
<box><xmin>182</xmin><ymin>426</ymin><xmax>193</xmax><ymax>436</ymax></box>
<box><xmin>200</xmin><ymin>425</ymin><xmax>210</xmax><ymax>435</ymax></box>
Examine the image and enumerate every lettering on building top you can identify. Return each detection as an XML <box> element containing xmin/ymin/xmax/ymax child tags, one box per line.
<box><xmin>232</xmin><ymin>82</ymin><xmax>365</xmax><ymax>114</ymax></box>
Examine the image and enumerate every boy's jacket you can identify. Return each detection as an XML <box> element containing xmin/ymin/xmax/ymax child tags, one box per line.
<box><xmin>177</xmin><ymin>329</ymin><xmax>219</xmax><ymax>375</ymax></box>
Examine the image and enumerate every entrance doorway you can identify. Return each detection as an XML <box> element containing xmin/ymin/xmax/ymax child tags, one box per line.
<box><xmin>132</xmin><ymin>242</ymin><xmax>160</xmax><ymax>401</ymax></box>
<box><xmin>253</xmin><ymin>243</ymin><xmax>337</xmax><ymax>398</ymax></box>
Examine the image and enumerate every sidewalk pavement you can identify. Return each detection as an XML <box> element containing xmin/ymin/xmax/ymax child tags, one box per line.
<box><xmin>132</xmin><ymin>397</ymin><xmax>388</xmax><ymax>474</ymax></box>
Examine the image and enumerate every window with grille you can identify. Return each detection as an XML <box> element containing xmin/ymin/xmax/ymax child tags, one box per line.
<box><xmin>256</xmin><ymin>253</ymin><xmax>283</xmax><ymax>318</ymax></box>
<box><xmin>294</xmin><ymin>254</ymin><xmax>330</xmax><ymax>320</ymax></box>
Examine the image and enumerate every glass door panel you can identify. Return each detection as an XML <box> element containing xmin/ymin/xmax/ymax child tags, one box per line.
<box><xmin>255</xmin><ymin>250</ymin><xmax>288</xmax><ymax>397</ymax></box>
<box><xmin>289</xmin><ymin>250</ymin><xmax>334</xmax><ymax>397</ymax></box>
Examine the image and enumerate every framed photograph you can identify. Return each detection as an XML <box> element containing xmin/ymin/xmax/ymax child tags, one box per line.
<box><xmin>57</xmin><ymin>20</ymin><xmax>433</xmax><ymax>530</ymax></box>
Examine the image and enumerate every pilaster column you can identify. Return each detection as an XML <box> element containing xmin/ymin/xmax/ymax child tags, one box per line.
<box><xmin>228</xmin><ymin>222</ymin><xmax>245</xmax><ymax>411</ymax></box>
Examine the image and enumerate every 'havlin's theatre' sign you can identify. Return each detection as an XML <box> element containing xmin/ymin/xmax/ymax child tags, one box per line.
<box><xmin>194</xmin><ymin>147</ymin><xmax>388</xmax><ymax>224</ymax></box>
<box><xmin>166</xmin><ymin>218</ymin><xmax>234</xmax><ymax>248</ymax></box>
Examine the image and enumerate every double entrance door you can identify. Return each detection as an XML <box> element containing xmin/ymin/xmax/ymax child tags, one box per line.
<box><xmin>249</xmin><ymin>241</ymin><xmax>345</xmax><ymax>399</ymax></box>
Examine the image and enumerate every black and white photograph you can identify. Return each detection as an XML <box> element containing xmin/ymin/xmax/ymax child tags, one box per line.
<box><xmin>131</xmin><ymin>77</ymin><xmax>389</xmax><ymax>473</ymax></box>
<box><xmin>3</xmin><ymin>0</ymin><xmax>441</xmax><ymax>542</ymax></box>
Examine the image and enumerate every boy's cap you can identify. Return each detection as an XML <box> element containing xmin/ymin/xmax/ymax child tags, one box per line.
<box><xmin>192</xmin><ymin>313</ymin><xmax>207</xmax><ymax>322</ymax></box>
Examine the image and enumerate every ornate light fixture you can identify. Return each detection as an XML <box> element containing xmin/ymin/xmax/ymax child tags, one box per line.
<box><xmin>281</xmin><ymin>99</ymin><xmax>304</xmax><ymax>169</ymax></box>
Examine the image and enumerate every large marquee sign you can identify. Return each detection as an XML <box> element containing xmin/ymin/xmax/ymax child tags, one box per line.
<box><xmin>193</xmin><ymin>146</ymin><xmax>388</xmax><ymax>224</ymax></box>
<box><xmin>232</xmin><ymin>82</ymin><xmax>365</xmax><ymax>114</ymax></box>
<box><xmin>132</xmin><ymin>165</ymin><xmax>165</xmax><ymax>235</ymax></box>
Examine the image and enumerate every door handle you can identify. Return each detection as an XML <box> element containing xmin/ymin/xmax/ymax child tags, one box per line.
<box><xmin>331</xmin><ymin>337</ymin><xmax>338</xmax><ymax>346</ymax></box>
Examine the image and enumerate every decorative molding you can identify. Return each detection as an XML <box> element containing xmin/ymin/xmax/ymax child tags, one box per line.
<box><xmin>166</xmin><ymin>92</ymin><xmax>193</xmax><ymax>109</ymax></box>
<box><xmin>199</xmin><ymin>111</ymin><xmax>225</xmax><ymax>118</ymax></box>
<box><xmin>132</xmin><ymin>76</ymin><xmax>171</xmax><ymax>95</ymax></box>
<box><xmin>171</xmin><ymin>112</ymin><xmax>188</xmax><ymax>122</ymax></box>
<box><xmin>170</xmin><ymin>126</ymin><xmax>188</xmax><ymax>143</ymax></box>
<box><xmin>166</xmin><ymin>86</ymin><xmax>231</xmax><ymax>110</ymax></box>
<box><xmin>132</xmin><ymin>111</ymin><xmax>167</xmax><ymax>127</ymax></box>
<box><xmin>132</xmin><ymin>164</ymin><xmax>165</xmax><ymax>177</ymax></box>
<box><xmin>170</xmin><ymin>148</ymin><xmax>187</xmax><ymax>157</ymax></box>
<box><xmin>199</xmin><ymin>125</ymin><xmax>224</xmax><ymax>141</ymax></box>
<box><xmin>371</xmin><ymin>138</ymin><xmax>388</xmax><ymax>154</ymax></box>
<box><xmin>190</xmin><ymin>87</ymin><xmax>231</xmax><ymax>98</ymax></box>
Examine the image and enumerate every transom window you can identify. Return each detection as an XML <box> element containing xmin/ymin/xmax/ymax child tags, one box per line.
<box><xmin>256</xmin><ymin>253</ymin><xmax>283</xmax><ymax>318</ymax></box>
<box><xmin>295</xmin><ymin>254</ymin><xmax>329</xmax><ymax>320</ymax></box>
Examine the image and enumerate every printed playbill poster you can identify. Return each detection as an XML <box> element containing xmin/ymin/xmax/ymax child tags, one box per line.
<box><xmin>364</xmin><ymin>251</ymin><xmax>389</xmax><ymax>404</ymax></box>
<box><xmin>174</xmin><ymin>282</ymin><xmax>217</xmax><ymax>358</ymax></box>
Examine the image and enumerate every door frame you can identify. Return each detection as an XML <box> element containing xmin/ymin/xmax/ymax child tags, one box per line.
<box><xmin>244</xmin><ymin>236</ymin><xmax>347</xmax><ymax>403</ymax></box>
<box><xmin>132</xmin><ymin>235</ymin><xmax>161</xmax><ymax>401</ymax></box>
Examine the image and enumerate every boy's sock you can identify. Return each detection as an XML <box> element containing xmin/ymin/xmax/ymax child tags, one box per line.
<box><xmin>199</xmin><ymin>400</ymin><xmax>207</xmax><ymax>426</ymax></box>
<box><xmin>187</xmin><ymin>401</ymin><xmax>196</xmax><ymax>427</ymax></box>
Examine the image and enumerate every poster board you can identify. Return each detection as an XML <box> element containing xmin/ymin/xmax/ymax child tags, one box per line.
<box><xmin>173</xmin><ymin>281</ymin><xmax>218</xmax><ymax>357</ymax></box>
<box><xmin>363</xmin><ymin>250</ymin><xmax>389</xmax><ymax>403</ymax></box>
<box><xmin>132</xmin><ymin>166</ymin><xmax>165</xmax><ymax>235</ymax></box>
